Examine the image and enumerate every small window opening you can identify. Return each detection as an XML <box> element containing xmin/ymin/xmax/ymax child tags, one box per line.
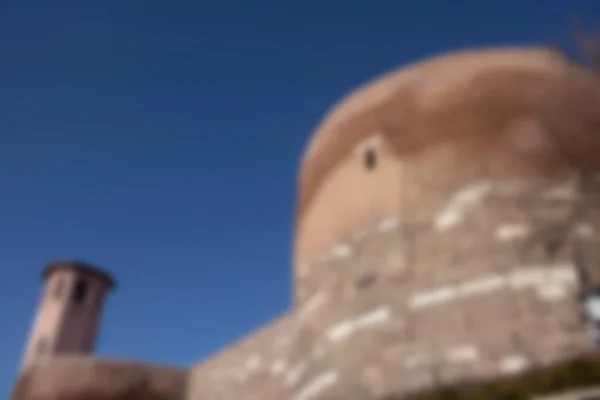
<box><xmin>364</xmin><ymin>148</ymin><xmax>377</xmax><ymax>171</ymax></box>
<box><xmin>72</xmin><ymin>279</ymin><xmax>88</xmax><ymax>304</ymax></box>
<box><xmin>53</xmin><ymin>279</ymin><xmax>65</xmax><ymax>299</ymax></box>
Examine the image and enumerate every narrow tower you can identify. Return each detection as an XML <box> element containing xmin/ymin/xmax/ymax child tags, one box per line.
<box><xmin>20</xmin><ymin>260</ymin><xmax>116</xmax><ymax>370</ymax></box>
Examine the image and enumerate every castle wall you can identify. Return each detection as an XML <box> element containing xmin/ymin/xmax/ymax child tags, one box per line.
<box><xmin>293</xmin><ymin>47</ymin><xmax>600</xmax><ymax>309</ymax></box>
<box><xmin>294</xmin><ymin>134</ymin><xmax>403</xmax><ymax>277</ymax></box>
<box><xmin>287</xmin><ymin>175</ymin><xmax>597</xmax><ymax>399</ymax></box>
<box><xmin>285</xmin><ymin>49</ymin><xmax>600</xmax><ymax>399</ymax></box>
<box><xmin>187</xmin><ymin>314</ymin><xmax>296</xmax><ymax>400</ymax></box>
<box><xmin>12</xmin><ymin>356</ymin><xmax>187</xmax><ymax>400</ymax></box>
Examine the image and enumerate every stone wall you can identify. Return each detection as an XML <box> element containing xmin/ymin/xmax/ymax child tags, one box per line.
<box><xmin>11</xmin><ymin>356</ymin><xmax>187</xmax><ymax>400</ymax></box>
<box><xmin>287</xmin><ymin>174</ymin><xmax>598</xmax><ymax>400</ymax></box>
<box><xmin>293</xmin><ymin>46</ymin><xmax>600</xmax><ymax>276</ymax></box>
<box><xmin>187</xmin><ymin>313</ymin><xmax>297</xmax><ymax>400</ymax></box>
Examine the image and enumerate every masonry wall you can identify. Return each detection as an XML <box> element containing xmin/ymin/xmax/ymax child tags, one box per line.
<box><xmin>294</xmin><ymin>134</ymin><xmax>403</xmax><ymax>276</ymax></box>
<box><xmin>285</xmin><ymin>49</ymin><xmax>600</xmax><ymax>398</ymax></box>
<box><xmin>287</xmin><ymin>174</ymin><xmax>597</xmax><ymax>400</ymax></box>
<box><xmin>12</xmin><ymin>356</ymin><xmax>187</xmax><ymax>400</ymax></box>
<box><xmin>187</xmin><ymin>314</ymin><xmax>297</xmax><ymax>400</ymax></box>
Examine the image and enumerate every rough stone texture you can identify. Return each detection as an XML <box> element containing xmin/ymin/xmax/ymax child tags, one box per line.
<box><xmin>11</xmin><ymin>356</ymin><xmax>187</xmax><ymax>400</ymax></box>
<box><xmin>287</xmin><ymin>46</ymin><xmax>600</xmax><ymax>399</ymax></box>
<box><xmin>289</xmin><ymin>175</ymin><xmax>598</xmax><ymax>399</ymax></box>
<box><xmin>294</xmin><ymin>46</ymin><xmax>600</xmax><ymax>271</ymax></box>
<box><xmin>187</xmin><ymin>314</ymin><xmax>296</xmax><ymax>400</ymax></box>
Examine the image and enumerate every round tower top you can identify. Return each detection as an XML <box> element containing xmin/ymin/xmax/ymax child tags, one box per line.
<box><xmin>296</xmin><ymin>46</ymin><xmax>600</xmax><ymax>223</ymax></box>
<box><xmin>42</xmin><ymin>260</ymin><xmax>116</xmax><ymax>291</ymax></box>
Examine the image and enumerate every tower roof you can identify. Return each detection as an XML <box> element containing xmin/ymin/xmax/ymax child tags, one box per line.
<box><xmin>42</xmin><ymin>260</ymin><xmax>116</xmax><ymax>291</ymax></box>
<box><xmin>297</xmin><ymin>46</ymin><xmax>600</xmax><ymax>222</ymax></box>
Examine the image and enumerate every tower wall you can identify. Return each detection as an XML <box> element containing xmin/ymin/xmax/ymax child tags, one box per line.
<box><xmin>288</xmin><ymin>175</ymin><xmax>596</xmax><ymax>399</ymax></box>
<box><xmin>293</xmin><ymin>48</ymin><xmax>600</xmax><ymax>302</ymax></box>
<box><xmin>289</xmin><ymin>48</ymin><xmax>600</xmax><ymax>399</ymax></box>
<box><xmin>21</xmin><ymin>261</ymin><xmax>115</xmax><ymax>370</ymax></box>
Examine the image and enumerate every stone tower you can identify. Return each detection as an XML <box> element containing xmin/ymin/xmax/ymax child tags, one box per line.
<box><xmin>289</xmin><ymin>48</ymin><xmax>600</xmax><ymax>399</ymax></box>
<box><xmin>20</xmin><ymin>260</ymin><xmax>116</xmax><ymax>370</ymax></box>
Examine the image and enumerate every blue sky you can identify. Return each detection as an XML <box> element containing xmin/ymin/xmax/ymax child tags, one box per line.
<box><xmin>0</xmin><ymin>0</ymin><xmax>598</xmax><ymax>396</ymax></box>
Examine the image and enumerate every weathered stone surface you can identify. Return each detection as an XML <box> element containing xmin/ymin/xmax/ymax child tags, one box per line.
<box><xmin>187</xmin><ymin>313</ymin><xmax>296</xmax><ymax>400</ymax></box>
<box><xmin>288</xmin><ymin>174</ymin><xmax>599</xmax><ymax>399</ymax></box>
<box><xmin>11</xmin><ymin>356</ymin><xmax>187</xmax><ymax>400</ymax></box>
<box><xmin>294</xmin><ymin>46</ymin><xmax>600</xmax><ymax>273</ymax></box>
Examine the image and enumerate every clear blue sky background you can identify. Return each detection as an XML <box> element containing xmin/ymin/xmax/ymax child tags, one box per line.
<box><xmin>0</xmin><ymin>0</ymin><xmax>598</xmax><ymax>396</ymax></box>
